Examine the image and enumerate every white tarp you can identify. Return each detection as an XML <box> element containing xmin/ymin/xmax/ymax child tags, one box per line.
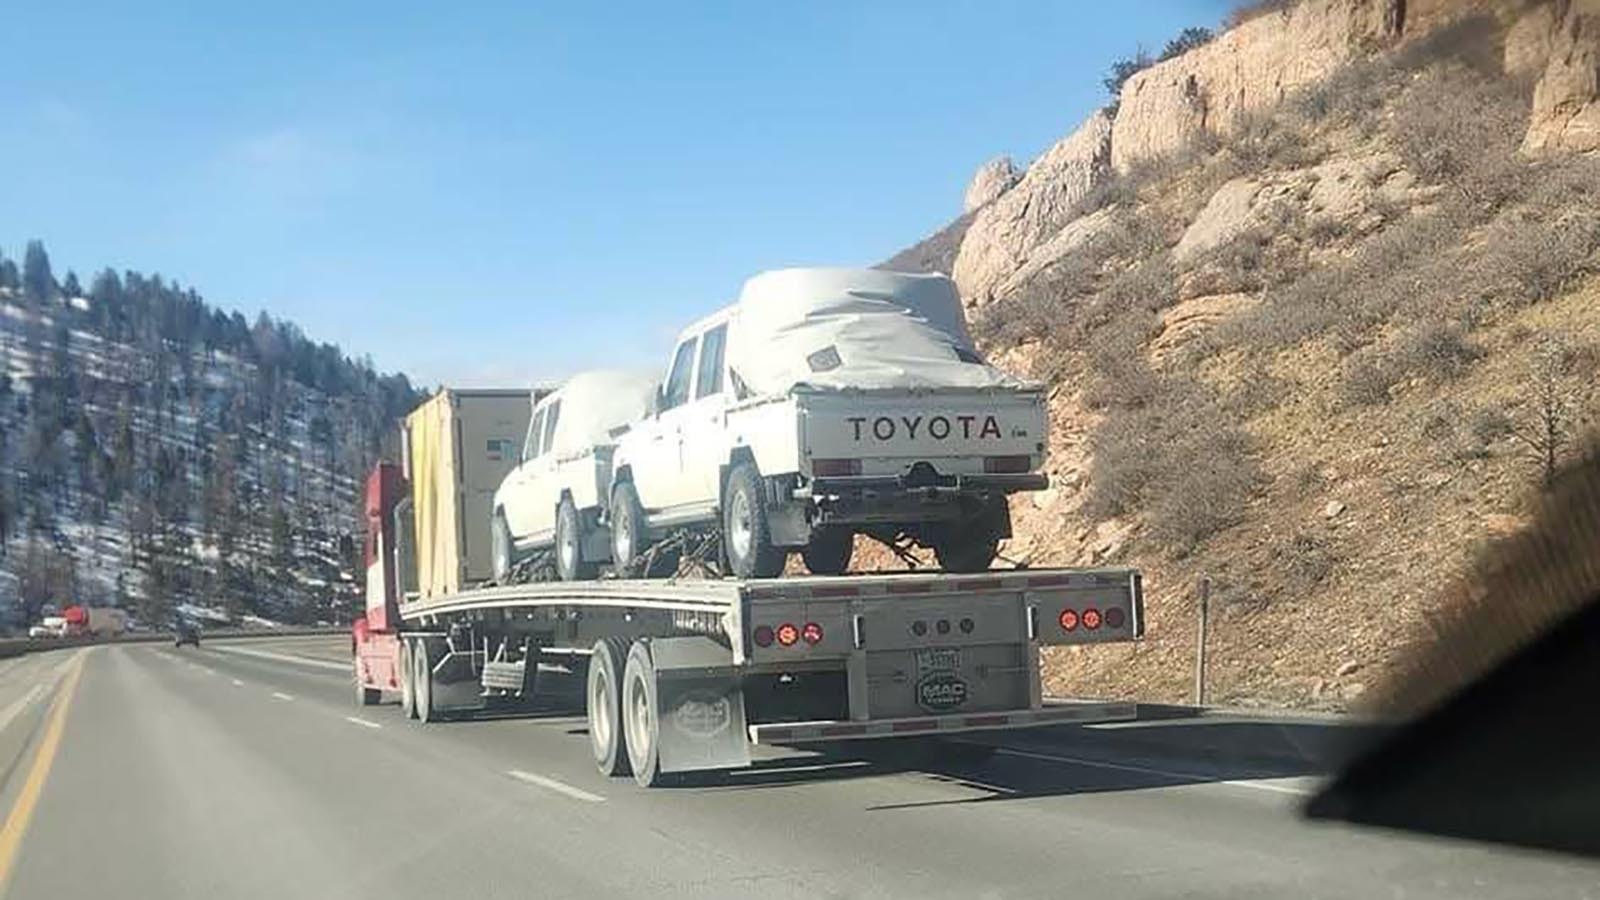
<box><xmin>726</xmin><ymin>268</ymin><xmax>1025</xmax><ymax>395</ymax></box>
<box><xmin>544</xmin><ymin>370</ymin><xmax>658</xmax><ymax>456</ymax></box>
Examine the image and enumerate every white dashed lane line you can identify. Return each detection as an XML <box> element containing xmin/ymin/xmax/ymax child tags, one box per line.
<box><xmin>213</xmin><ymin>645</ymin><xmax>350</xmax><ymax>672</ymax></box>
<box><xmin>270</xmin><ymin>692</ymin><xmax>295</xmax><ymax>702</ymax></box>
<box><xmin>344</xmin><ymin>716</ymin><xmax>383</xmax><ymax>729</ymax></box>
<box><xmin>507</xmin><ymin>770</ymin><xmax>606</xmax><ymax>803</ymax></box>
<box><xmin>979</xmin><ymin>744</ymin><xmax>1314</xmax><ymax>796</ymax></box>
<box><xmin>231</xmin><ymin>679</ymin><xmax>244</xmax><ymax>687</ymax></box>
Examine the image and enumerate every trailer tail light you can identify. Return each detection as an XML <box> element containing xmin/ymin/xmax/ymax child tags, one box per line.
<box><xmin>983</xmin><ymin>455</ymin><xmax>1031</xmax><ymax>474</ymax></box>
<box><xmin>1082</xmin><ymin>608</ymin><xmax>1102</xmax><ymax>630</ymax></box>
<box><xmin>812</xmin><ymin>458</ymin><xmax>861</xmax><ymax>477</ymax></box>
<box><xmin>775</xmin><ymin>623</ymin><xmax>800</xmax><ymax>647</ymax></box>
<box><xmin>801</xmin><ymin>622</ymin><xmax>824</xmax><ymax>645</ymax></box>
<box><xmin>753</xmin><ymin>625</ymin><xmax>775</xmax><ymax>648</ymax></box>
<box><xmin>1105</xmin><ymin>607</ymin><xmax>1125</xmax><ymax>629</ymax></box>
<box><xmin>1058</xmin><ymin>609</ymin><xmax>1078</xmax><ymax>631</ymax></box>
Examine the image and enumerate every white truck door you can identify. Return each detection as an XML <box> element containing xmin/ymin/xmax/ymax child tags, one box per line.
<box><xmin>523</xmin><ymin>398</ymin><xmax>562</xmax><ymax>543</ymax></box>
<box><xmin>634</xmin><ymin>336</ymin><xmax>699</xmax><ymax>512</ymax></box>
<box><xmin>678</xmin><ymin>322</ymin><xmax>731</xmax><ymax>507</ymax></box>
<box><xmin>503</xmin><ymin>407</ymin><xmax>545</xmax><ymax>537</ymax></box>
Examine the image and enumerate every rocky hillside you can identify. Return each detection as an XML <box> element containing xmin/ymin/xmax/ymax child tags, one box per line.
<box><xmin>884</xmin><ymin>0</ymin><xmax>1600</xmax><ymax>710</ymax></box>
<box><xmin>0</xmin><ymin>243</ymin><xmax>418</xmax><ymax>630</ymax></box>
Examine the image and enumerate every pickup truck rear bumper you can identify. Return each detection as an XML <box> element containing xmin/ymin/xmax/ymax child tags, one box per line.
<box><xmin>806</xmin><ymin>472</ymin><xmax>1049</xmax><ymax>496</ymax></box>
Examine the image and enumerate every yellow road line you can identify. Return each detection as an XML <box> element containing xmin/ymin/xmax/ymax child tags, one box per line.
<box><xmin>0</xmin><ymin>650</ymin><xmax>89</xmax><ymax>892</ymax></box>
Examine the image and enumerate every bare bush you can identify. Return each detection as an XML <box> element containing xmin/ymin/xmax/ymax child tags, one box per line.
<box><xmin>1476</xmin><ymin>211</ymin><xmax>1600</xmax><ymax>307</ymax></box>
<box><xmin>1224</xmin><ymin>0</ymin><xmax>1294</xmax><ymax>30</ymax></box>
<box><xmin>1269</xmin><ymin>531</ymin><xmax>1337</xmax><ymax>595</ymax></box>
<box><xmin>1470</xmin><ymin>407</ymin><xmax>1515</xmax><ymax>445</ymax></box>
<box><xmin>1341</xmin><ymin>349</ymin><xmax>1400</xmax><ymax>407</ymax></box>
<box><xmin>1509</xmin><ymin>336</ymin><xmax>1579</xmax><ymax>486</ymax></box>
<box><xmin>1390</xmin><ymin>65</ymin><xmax>1531</xmax><ymax>211</ymax></box>
<box><xmin>1398</xmin><ymin>321</ymin><xmax>1482</xmax><ymax>381</ymax></box>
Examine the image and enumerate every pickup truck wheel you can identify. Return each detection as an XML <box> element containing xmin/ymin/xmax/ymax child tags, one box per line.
<box><xmin>413</xmin><ymin>640</ymin><xmax>437</xmax><ymax>724</ymax></box>
<box><xmin>723</xmin><ymin>463</ymin><xmax>787</xmax><ymax>579</ymax></box>
<box><xmin>587</xmin><ymin>636</ymin><xmax>633</xmax><ymax>776</ymax></box>
<box><xmin>801</xmin><ymin>528</ymin><xmax>853</xmax><ymax>576</ymax></box>
<box><xmin>491</xmin><ymin>511</ymin><xmax>515</xmax><ymax>584</ymax></box>
<box><xmin>399</xmin><ymin>641</ymin><xmax>417</xmax><ymax>719</ymax></box>
<box><xmin>932</xmin><ymin>533</ymin><xmax>1000</xmax><ymax>574</ymax></box>
<box><xmin>622</xmin><ymin>641</ymin><xmax>664</xmax><ymax>787</ymax></box>
<box><xmin>555</xmin><ymin>497</ymin><xmax>599</xmax><ymax>581</ymax></box>
<box><xmin>610</xmin><ymin>482</ymin><xmax>648</xmax><ymax>575</ymax></box>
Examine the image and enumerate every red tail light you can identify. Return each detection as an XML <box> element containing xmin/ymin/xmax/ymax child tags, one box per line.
<box><xmin>1105</xmin><ymin>607</ymin><xmax>1126</xmax><ymax>629</ymax></box>
<box><xmin>801</xmin><ymin>622</ymin><xmax>824</xmax><ymax>645</ymax></box>
<box><xmin>1058</xmin><ymin>609</ymin><xmax>1078</xmax><ymax>631</ymax></box>
<box><xmin>984</xmin><ymin>455</ymin><xmax>1031</xmax><ymax>474</ymax></box>
<box><xmin>775</xmin><ymin>623</ymin><xmax>800</xmax><ymax>647</ymax></box>
<box><xmin>812</xmin><ymin>458</ymin><xmax>862</xmax><ymax>477</ymax></box>
<box><xmin>753</xmin><ymin>625</ymin><xmax>775</xmax><ymax>648</ymax></box>
<box><xmin>1082</xmin><ymin>608</ymin><xmax>1102</xmax><ymax>630</ymax></box>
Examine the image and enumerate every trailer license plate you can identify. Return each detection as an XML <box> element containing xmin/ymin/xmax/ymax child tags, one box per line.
<box><xmin>914</xmin><ymin>648</ymin><xmax>968</xmax><ymax>713</ymax></box>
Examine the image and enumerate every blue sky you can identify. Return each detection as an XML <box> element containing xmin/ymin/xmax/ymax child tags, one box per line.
<box><xmin>1</xmin><ymin>1</ymin><xmax>1230</xmax><ymax>388</ymax></box>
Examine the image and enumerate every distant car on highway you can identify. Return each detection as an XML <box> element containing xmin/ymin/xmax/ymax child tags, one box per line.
<box><xmin>174</xmin><ymin>620</ymin><xmax>201</xmax><ymax>648</ymax></box>
<box><xmin>491</xmin><ymin>370</ymin><xmax>658</xmax><ymax>581</ymax></box>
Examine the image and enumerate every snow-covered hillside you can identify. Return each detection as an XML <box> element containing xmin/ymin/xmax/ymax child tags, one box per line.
<box><xmin>0</xmin><ymin>249</ymin><xmax>416</xmax><ymax>631</ymax></box>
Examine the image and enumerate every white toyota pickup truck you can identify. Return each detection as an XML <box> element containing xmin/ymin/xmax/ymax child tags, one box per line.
<box><xmin>491</xmin><ymin>370</ymin><xmax>657</xmax><ymax>581</ymax></box>
<box><xmin>607</xmin><ymin>268</ymin><xmax>1048</xmax><ymax>578</ymax></box>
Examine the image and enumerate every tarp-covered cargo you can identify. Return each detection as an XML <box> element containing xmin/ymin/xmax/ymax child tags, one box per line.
<box><xmin>540</xmin><ymin>370</ymin><xmax>658</xmax><ymax>457</ymax></box>
<box><xmin>726</xmin><ymin>268</ymin><xmax>1029</xmax><ymax>396</ymax></box>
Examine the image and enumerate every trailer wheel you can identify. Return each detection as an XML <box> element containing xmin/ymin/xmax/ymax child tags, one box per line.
<box><xmin>555</xmin><ymin>497</ymin><xmax>599</xmax><ymax>582</ymax></box>
<box><xmin>622</xmin><ymin>641</ymin><xmax>664</xmax><ymax>787</ymax></box>
<box><xmin>399</xmin><ymin>640</ymin><xmax>417</xmax><ymax>719</ymax></box>
<box><xmin>801</xmin><ymin>528</ymin><xmax>853</xmax><ymax>576</ymax></box>
<box><xmin>586</xmin><ymin>636</ymin><xmax>633</xmax><ymax>777</ymax></box>
<box><xmin>491</xmin><ymin>511</ymin><xmax>516</xmax><ymax>584</ymax></box>
<box><xmin>723</xmin><ymin>462</ymin><xmax>786</xmax><ymax>579</ymax></box>
<box><xmin>413</xmin><ymin>640</ymin><xmax>438</xmax><ymax>724</ymax></box>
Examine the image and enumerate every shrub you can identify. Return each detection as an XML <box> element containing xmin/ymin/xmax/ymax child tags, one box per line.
<box><xmin>1341</xmin><ymin>350</ymin><xmax>1400</xmax><ymax>407</ymax></box>
<box><xmin>1398</xmin><ymin>321</ymin><xmax>1482</xmax><ymax>381</ymax></box>
<box><xmin>1224</xmin><ymin>0</ymin><xmax>1294</xmax><ymax>30</ymax></box>
<box><xmin>1390</xmin><ymin>65</ymin><xmax>1531</xmax><ymax>212</ymax></box>
<box><xmin>1160</xmin><ymin>27</ymin><xmax>1214</xmax><ymax>61</ymax></box>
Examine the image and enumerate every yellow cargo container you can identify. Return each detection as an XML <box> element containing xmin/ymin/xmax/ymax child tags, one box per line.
<box><xmin>403</xmin><ymin>389</ymin><xmax>536</xmax><ymax>599</ymax></box>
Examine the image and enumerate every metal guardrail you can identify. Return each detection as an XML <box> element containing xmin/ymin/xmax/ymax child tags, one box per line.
<box><xmin>0</xmin><ymin>628</ymin><xmax>348</xmax><ymax>660</ymax></box>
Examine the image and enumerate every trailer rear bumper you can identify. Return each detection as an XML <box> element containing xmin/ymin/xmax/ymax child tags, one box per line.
<box><xmin>747</xmin><ymin>700</ymin><xmax>1135</xmax><ymax>745</ymax></box>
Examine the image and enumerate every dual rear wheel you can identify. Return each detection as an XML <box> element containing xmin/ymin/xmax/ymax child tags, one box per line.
<box><xmin>586</xmin><ymin>637</ymin><xmax>665</xmax><ymax>787</ymax></box>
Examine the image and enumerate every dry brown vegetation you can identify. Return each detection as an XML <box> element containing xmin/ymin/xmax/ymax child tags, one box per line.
<box><xmin>955</xmin><ymin>14</ymin><xmax>1600</xmax><ymax>708</ymax></box>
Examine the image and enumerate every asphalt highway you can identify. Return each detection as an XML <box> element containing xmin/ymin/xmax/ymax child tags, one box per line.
<box><xmin>0</xmin><ymin>637</ymin><xmax>1593</xmax><ymax>899</ymax></box>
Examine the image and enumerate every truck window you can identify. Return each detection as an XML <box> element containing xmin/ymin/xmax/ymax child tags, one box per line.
<box><xmin>524</xmin><ymin>408</ymin><xmax>545</xmax><ymax>461</ymax></box>
<box><xmin>662</xmin><ymin>337</ymin><xmax>697</xmax><ymax>410</ymax></box>
<box><xmin>542</xmin><ymin>400</ymin><xmax>561</xmax><ymax>455</ymax></box>
<box><xmin>695</xmin><ymin>323</ymin><xmax>727</xmax><ymax>399</ymax></box>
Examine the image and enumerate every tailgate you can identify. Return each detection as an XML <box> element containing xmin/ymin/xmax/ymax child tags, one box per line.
<box><xmin>797</xmin><ymin>388</ymin><xmax>1046</xmax><ymax>472</ymax></box>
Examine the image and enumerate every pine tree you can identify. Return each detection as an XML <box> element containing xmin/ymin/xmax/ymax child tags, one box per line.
<box><xmin>60</xmin><ymin>269</ymin><xmax>83</xmax><ymax>299</ymax></box>
<box><xmin>21</xmin><ymin>241</ymin><xmax>55</xmax><ymax>300</ymax></box>
<box><xmin>0</xmin><ymin>257</ymin><xmax>18</xmax><ymax>291</ymax></box>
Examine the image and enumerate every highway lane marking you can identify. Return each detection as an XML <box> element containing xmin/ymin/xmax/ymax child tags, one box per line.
<box><xmin>345</xmin><ymin>716</ymin><xmax>383</xmax><ymax>729</ymax></box>
<box><xmin>214</xmin><ymin>645</ymin><xmax>350</xmax><ymax>673</ymax></box>
<box><xmin>0</xmin><ymin>686</ymin><xmax>45</xmax><ymax>737</ymax></box>
<box><xmin>976</xmin><ymin>744</ymin><xmax>1313</xmax><ymax>796</ymax></box>
<box><xmin>271</xmin><ymin>692</ymin><xmax>296</xmax><ymax>701</ymax></box>
<box><xmin>231</xmin><ymin>679</ymin><xmax>245</xmax><ymax>687</ymax></box>
<box><xmin>0</xmin><ymin>650</ymin><xmax>88</xmax><ymax>890</ymax></box>
<box><xmin>507</xmin><ymin>769</ymin><xmax>606</xmax><ymax>803</ymax></box>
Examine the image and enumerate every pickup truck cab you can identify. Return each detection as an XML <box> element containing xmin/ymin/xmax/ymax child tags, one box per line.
<box><xmin>608</xmin><ymin>268</ymin><xmax>1048</xmax><ymax>578</ymax></box>
<box><xmin>491</xmin><ymin>371</ymin><xmax>657</xmax><ymax>581</ymax></box>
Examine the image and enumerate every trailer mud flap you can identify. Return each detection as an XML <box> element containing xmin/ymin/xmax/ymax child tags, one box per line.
<box><xmin>648</xmin><ymin>636</ymin><xmax>750</xmax><ymax>775</ymax></box>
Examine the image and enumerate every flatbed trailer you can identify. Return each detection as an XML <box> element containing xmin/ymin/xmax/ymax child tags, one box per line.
<box><xmin>352</xmin><ymin>395</ymin><xmax>1145</xmax><ymax>787</ymax></box>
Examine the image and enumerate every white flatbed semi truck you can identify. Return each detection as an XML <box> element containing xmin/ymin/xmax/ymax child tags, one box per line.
<box><xmin>353</xmin><ymin>390</ymin><xmax>1144</xmax><ymax>788</ymax></box>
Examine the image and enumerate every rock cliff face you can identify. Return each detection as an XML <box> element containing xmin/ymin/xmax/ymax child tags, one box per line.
<box><xmin>962</xmin><ymin>157</ymin><xmax>1020</xmax><ymax>212</ymax></box>
<box><xmin>951</xmin><ymin>112</ymin><xmax>1112</xmax><ymax>305</ymax></box>
<box><xmin>1522</xmin><ymin>0</ymin><xmax>1600</xmax><ymax>153</ymax></box>
<box><xmin>941</xmin><ymin>0</ymin><xmax>1592</xmax><ymax>307</ymax></box>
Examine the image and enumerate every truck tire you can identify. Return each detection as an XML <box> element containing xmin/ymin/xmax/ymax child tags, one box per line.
<box><xmin>609</xmin><ymin>482</ymin><xmax>648</xmax><ymax>576</ymax></box>
<box><xmin>586</xmin><ymin>636</ymin><xmax>633</xmax><ymax>777</ymax></box>
<box><xmin>932</xmin><ymin>534</ymin><xmax>1000</xmax><ymax>574</ymax></box>
<box><xmin>723</xmin><ymin>463</ymin><xmax>787</xmax><ymax>579</ymax></box>
<box><xmin>491</xmin><ymin>510</ymin><xmax>516</xmax><ymax>584</ymax></box>
<box><xmin>622</xmin><ymin>640</ymin><xmax>665</xmax><ymax>787</ymax></box>
<box><xmin>354</xmin><ymin>663</ymin><xmax>382</xmax><ymax>706</ymax></box>
<box><xmin>400</xmin><ymin>640</ymin><xmax>417</xmax><ymax>719</ymax></box>
<box><xmin>801</xmin><ymin>528</ymin><xmax>853</xmax><ymax>576</ymax></box>
<box><xmin>413</xmin><ymin>639</ymin><xmax>438</xmax><ymax>724</ymax></box>
<box><xmin>555</xmin><ymin>496</ymin><xmax>599</xmax><ymax>582</ymax></box>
